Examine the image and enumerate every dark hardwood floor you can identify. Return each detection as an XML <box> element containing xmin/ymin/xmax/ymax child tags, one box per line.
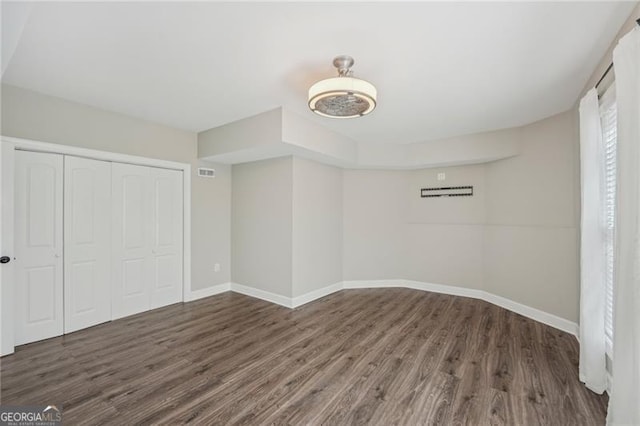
<box><xmin>0</xmin><ymin>288</ymin><xmax>607</xmax><ymax>425</ymax></box>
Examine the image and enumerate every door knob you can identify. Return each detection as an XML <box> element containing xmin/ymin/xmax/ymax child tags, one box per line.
<box><xmin>0</xmin><ymin>256</ymin><xmax>10</xmax><ymax>264</ymax></box>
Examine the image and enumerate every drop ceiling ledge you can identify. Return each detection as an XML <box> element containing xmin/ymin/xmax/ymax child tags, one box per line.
<box><xmin>197</xmin><ymin>107</ymin><xmax>521</xmax><ymax>170</ymax></box>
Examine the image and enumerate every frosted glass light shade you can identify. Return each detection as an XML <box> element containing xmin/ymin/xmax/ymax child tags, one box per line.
<box><xmin>308</xmin><ymin>76</ymin><xmax>377</xmax><ymax>119</ymax></box>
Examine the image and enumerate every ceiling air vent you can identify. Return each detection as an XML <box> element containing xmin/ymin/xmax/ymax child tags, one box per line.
<box><xmin>198</xmin><ymin>168</ymin><xmax>215</xmax><ymax>178</ymax></box>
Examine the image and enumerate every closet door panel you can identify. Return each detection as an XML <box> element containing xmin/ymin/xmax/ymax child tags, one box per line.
<box><xmin>64</xmin><ymin>156</ymin><xmax>111</xmax><ymax>333</ymax></box>
<box><xmin>112</xmin><ymin>163</ymin><xmax>151</xmax><ymax>319</ymax></box>
<box><xmin>14</xmin><ymin>151</ymin><xmax>64</xmax><ymax>345</ymax></box>
<box><xmin>123</xmin><ymin>175</ymin><xmax>146</xmax><ymax>249</ymax></box>
<box><xmin>123</xmin><ymin>258</ymin><xmax>146</xmax><ymax>297</ymax></box>
<box><xmin>149</xmin><ymin>168</ymin><xmax>183</xmax><ymax>309</ymax></box>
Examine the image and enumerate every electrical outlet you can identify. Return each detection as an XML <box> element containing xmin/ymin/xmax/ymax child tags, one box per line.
<box><xmin>437</xmin><ymin>172</ymin><xmax>446</xmax><ymax>181</ymax></box>
<box><xmin>214</xmin><ymin>263</ymin><xmax>220</xmax><ymax>273</ymax></box>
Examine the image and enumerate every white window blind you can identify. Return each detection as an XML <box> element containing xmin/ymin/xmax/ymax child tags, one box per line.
<box><xmin>599</xmin><ymin>85</ymin><xmax>617</xmax><ymax>356</ymax></box>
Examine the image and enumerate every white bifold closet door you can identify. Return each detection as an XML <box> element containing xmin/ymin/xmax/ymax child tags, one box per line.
<box><xmin>148</xmin><ymin>167</ymin><xmax>184</xmax><ymax>309</ymax></box>
<box><xmin>111</xmin><ymin>163</ymin><xmax>183</xmax><ymax>319</ymax></box>
<box><xmin>64</xmin><ymin>156</ymin><xmax>112</xmax><ymax>333</ymax></box>
<box><xmin>14</xmin><ymin>151</ymin><xmax>64</xmax><ymax>345</ymax></box>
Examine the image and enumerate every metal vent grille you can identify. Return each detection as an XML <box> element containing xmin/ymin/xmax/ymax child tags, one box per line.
<box><xmin>420</xmin><ymin>186</ymin><xmax>473</xmax><ymax>198</ymax></box>
<box><xmin>198</xmin><ymin>168</ymin><xmax>215</xmax><ymax>178</ymax></box>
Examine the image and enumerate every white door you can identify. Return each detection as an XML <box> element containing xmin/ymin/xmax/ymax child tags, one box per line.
<box><xmin>111</xmin><ymin>163</ymin><xmax>152</xmax><ymax>319</ymax></box>
<box><xmin>64</xmin><ymin>156</ymin><xmax>112</xmax><ymax>333</ymax></box>
<box><xmin>149</xmin><ymin>168</ymin><xmax>183</xmax><ymax>309</ymax></box>
<box><xmin>1</xmin><ymin>142</ymin><xmax>16</xmax><ymax>355</ymax></box>
<box><xmin>111</xmin><ymin>164</ymin><xmax>183</xmax><ymax>319</ymax></box>
<box><xmin>14</xmin><ymin>151</ymin><xmax>64</xmax><ymax>345</ymax></box>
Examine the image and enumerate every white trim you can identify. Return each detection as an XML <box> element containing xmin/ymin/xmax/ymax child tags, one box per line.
<box><xmin>0</xmin><ymin>141</ymin><xmax>16</xmax><ymax>356</ymax></box>
<box><xmin>182</xmin><ymin>169</ymin><xmax>192</xmax><ymax>303</ymax></box>
<box><xmin>342</xmin><ymin>280</ymin><xmax>397</xmax><ymax>289</ymax></box>
<box><xmin>291</xmin><ymin>282</ymin><xmax>343</xmax><ymax>308</ymax></box>
<box><xmin>230</xmin><ymin>283</ymin><xmax>293</xmax><ymax>308</ymax></box>
<box><xmin>226</xmin><ymin>279</ymin><xmax>579</xmax><ymax>337</ymax></box>
<box><xmin>343</xmin><ymin>279</ymin><xmax>484</xmax><ymax>298</ymax></box>
<box><xmin>0</xmin><ymin>135</ymin><xmax>192</xmax><ymax>355</ymax></box>
<box><xmin>227</xmin><ymin>282</ymin><xmax>343</xmax><ymax>309</ymax></box>
<box><xmin>2</xmin><ymin>136</ymin><xmax>188</xmax><ymax>170</ymax></box>
<box><xmin>343</xmin><ymin>279</ymin><xmax>578</xmax><ymax>337</ymax></box>
<box><xmin>186</xmin><ymin>283</ymin><xmax>231</xmax><ymax>302</ymax></box>
<box><xmin>482</xmin><ymin>291</ymin><xmax>578</xmax><ymax>336</ymax></box>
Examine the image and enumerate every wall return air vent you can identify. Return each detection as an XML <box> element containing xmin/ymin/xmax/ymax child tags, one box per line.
<box><xmin>197</xmin><ymin>168</ymin><xmax>215</xmax><ymax>178</ymax></box>
<box><xmin>421</xmin><ymin>186</ymin><xmax>473</xmax><ymax>198</ymax></box>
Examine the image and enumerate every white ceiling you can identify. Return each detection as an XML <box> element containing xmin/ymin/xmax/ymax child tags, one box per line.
<box><xmin>1</xmin><ymin>2</ymin><xmax>636</xmax><ymax>145</ymax></box>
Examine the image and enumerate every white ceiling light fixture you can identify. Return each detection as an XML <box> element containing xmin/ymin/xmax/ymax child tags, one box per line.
<box><xmin>308</xmin><ymin>55</ymin><xmax>377</xmax><ymax>119</ymax></box>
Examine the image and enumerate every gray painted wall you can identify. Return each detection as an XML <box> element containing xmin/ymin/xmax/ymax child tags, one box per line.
<box><xmin>343</xmin><ymin>166</ymin><xmax>485</xmax><ymax>290</ymax></box>
<box><xmin>405</xmin><ymin>165</ymin><xmax>486</xmax><ymax>290</ymax></box>
<box><xmin>230</xmin><ymin>156</ymin><xmax>343</xmax><ymax>298</ymax></box>
<box><xmin>1</xmin><ymin>84</ymin><xmax>231</xmax><ymax>290</ymax></box>
<box><xmin>198</xmin><ymin>108</ymin><xmax>283</xmax><ymax>158</ymax></box>
<box><xmin>231</xmin><ymin>157</ymin><xmax>293</xmax><ymax>297</ymax></box>
<box><xmin>292</xmin><ymin>157</ymin><xmax>343</xmax><ymax>297</ymax></box>
<box><xmin>343</xmin><ymin>170</ymin><xmax>406</xmax><ymax>281</ymax></box>
<box><xmin>1</xmin><ymin>83</ymin><xmax>583</xmax><ymax>322</ymax></box>
<box><xmin>484</xmin><ymin>110</ymin><xmax>578</xmax><ymax>321</ymax></box>
<box><xmin>343</xmin><ymin>110</ymin><xmax>578</xmax><ymax>321</ymax></box>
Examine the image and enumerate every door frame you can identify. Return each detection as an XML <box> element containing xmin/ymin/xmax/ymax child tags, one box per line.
<box><xmin>0</xmin><ymin>135</ymin><xmax>192</xmax><ymax>356</ymax></box>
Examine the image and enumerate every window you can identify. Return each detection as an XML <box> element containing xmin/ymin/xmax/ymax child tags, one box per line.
<box><xmin>599</xmin><ymin>85</ymin><xmax>616</xmax><ymax>356</ymax></box>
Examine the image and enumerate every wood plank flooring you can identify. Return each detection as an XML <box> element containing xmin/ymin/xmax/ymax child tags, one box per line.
<box><xmin>0</xmin><ymin>288</ymin><xmax>608</xmax><ymax>425</ymax></box>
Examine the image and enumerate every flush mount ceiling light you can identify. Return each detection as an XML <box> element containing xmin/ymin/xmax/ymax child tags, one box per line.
<box><xmin>308</xmin><ymin>55</ymin><xmax>377</xmax><ymax>119</ymax></box>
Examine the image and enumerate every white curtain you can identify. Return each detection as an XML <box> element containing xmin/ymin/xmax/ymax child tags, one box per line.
<box><xmin>578</xmin><ymin>87</ymin><xmax>607</xmax><ymax>394</ymax></box>
<box><xmin>608</xmin><ymin>26</ymin><xmax>640</xmax><ymax>426</ymax></box>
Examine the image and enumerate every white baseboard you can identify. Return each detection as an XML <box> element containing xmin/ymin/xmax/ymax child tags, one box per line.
<box><xmin>482</xmin><ymin>291</ymin><xmax>579</xmax><ymax>337</ymax></box>
<box><xmin>344</xmin><ymin>279</ymin><xmax>484</xmax><ymax>299</ymax></box>
<box><xmin>199</xmin><ymin>279</ymin><xmax>578</xmax><ymax>338</ymax></box>
<box><xmin>228</xmin><ymin>281</ymin><xmax>344</xmax><ymax>309</ymax></box>
<box><xmin>291</xmin><ymin>282</ymin><xmax>343</xmax><ymax>308</ymax></box>
<box><xmin>186</xmin><ymin>282</ymin><xmax>230</xmax><ymax>302</ymax></box>
<box><xmin>343</xmin><ymin>279</ymin><xmax>578</xmax><ymax>337</ymax></box>
<box><xmin>230</xmin><ymin>283</ymin><xmax>293</xmax><ymax>308</ymax></box>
